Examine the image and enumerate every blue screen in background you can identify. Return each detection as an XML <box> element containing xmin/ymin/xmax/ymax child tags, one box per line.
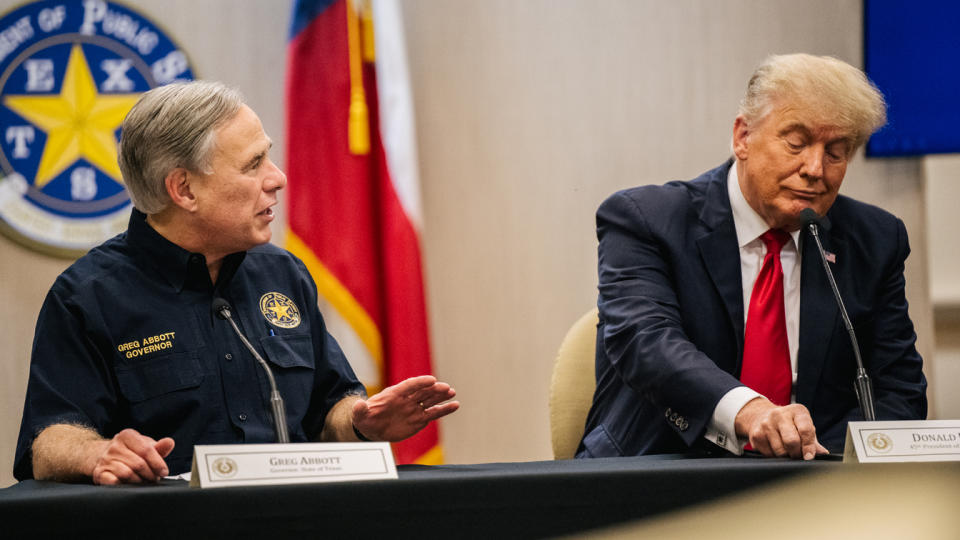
<box><xmin>865</xmin><ymin>0</ymin><xmax>960</xmax><ymax>157</ymax></box>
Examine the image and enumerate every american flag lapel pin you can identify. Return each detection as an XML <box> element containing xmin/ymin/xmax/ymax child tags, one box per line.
<box><xmin>825</xmin><ymin>251</ymin><xmax>836</xmax><ymax>263</ymax></box>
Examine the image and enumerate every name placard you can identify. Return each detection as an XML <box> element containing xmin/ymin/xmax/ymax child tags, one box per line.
<box><xmin>843</xmin><ymin>420</ymin><xmax>960</xmax><ymax>463</ymax></box>
<box><xmin>190</xmin><ymin>442</ymin><xmax>397</xmax><ymax>488</ymax></box>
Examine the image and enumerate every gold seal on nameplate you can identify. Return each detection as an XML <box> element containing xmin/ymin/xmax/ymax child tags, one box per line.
<box><xmin>211</xmin><ymin>457</ymin><xmax>238</xmax><ymax>478</ymax></box>
<box><xmin>867</xmin><ymin>432</ymin><xmax>893</xmax><ymax>454</ymax></box>
<box><xmin>260</xmin><ymin>291</ymin><xmax>301</xmax><ymax>329</ymax></box>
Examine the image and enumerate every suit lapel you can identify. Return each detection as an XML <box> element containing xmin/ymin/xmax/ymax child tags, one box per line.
<box><xmin>796</xmin><ymin>226</ymin><xmax>843</xmax><ymax>406</ymax></box>
<box><xmin>695</xmin><ymin>165</ymin><xmax>745</xmax><ymax>368</ymax></box>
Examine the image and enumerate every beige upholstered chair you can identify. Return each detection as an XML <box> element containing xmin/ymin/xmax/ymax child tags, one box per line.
<box><xmin>549</xmin><ymin>307</ymin><xmax>599</xmax><ymax>460</ymax></box>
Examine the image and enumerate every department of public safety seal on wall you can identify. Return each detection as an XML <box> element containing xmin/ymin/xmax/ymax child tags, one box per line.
<box><xmin>0</xmin><ymin>0</ymin><xmax>195</xmax><ymax>257</ymax></box>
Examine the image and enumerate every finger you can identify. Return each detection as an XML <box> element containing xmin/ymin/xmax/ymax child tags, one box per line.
<box><xmin>395</xmin><ymin>375</ymin><xmax>439</xmax><ymax>396</ymax></box>
<box><xmin>142</xmin><ymin>445</ymin><xmax>171</xmax><ymax>479</ymax></box>
<box><xmin>410</xmin><ymin>381</ymin><xmax>449</xmax><ymax>400</ymax></box>
<box><xmin>793</xmin><ymin>413</ymin><xmax>819</xmax><ymax>460</ymax></box>
<box><xmin>155</xmin><ymin>437</ymin><xmax>176</xmax><ymax>458</ymax></box>
<box><xmin>116</xmin><ymin>448</ymin><xmax>159</xmax><ymax>482</ymax></box>
<box><xmin>95</xmin><ymin>470</ymin><xmax>119</xmax><ymax>486</ymax></box>
<box><xmin>776</xmin><ymin>414</ymin><xmax>804</xmax><ymax>459</ymax></box>
<box><xmin>106</xmin><ymin>460</ymin><xmax>144</xmax><ymax>484</ymax></box>
<box><xmin>750</xmin><ymin>431</ymin><xmax>774</xmax><ymax>457</ymax></box>
<box><xmin>815</xmin><ymin>442</ymin><xmax>830</xmax><ymax>455</ymax></box>
<box><xmin>109</xmin><ymin>436</ymin><xmax>165</xmax><ymax>482</ymax></box>
<box><xmin>423</xmin><ymin>401</ymin><xmax>460</xmax><ymax>421</ymax></box>
<box><xmin>417</xmin><ymin>388</ymin><xmax>458</xmax><ymax>409</ymax></box>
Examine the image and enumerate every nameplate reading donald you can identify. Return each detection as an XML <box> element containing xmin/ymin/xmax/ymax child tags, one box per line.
<box><xmin>190</xmin><ymin>442</ymin><xmax>398</xmax><ymax>488</ymax></box>
<box><xmin>843</xmin><ymin>420</ymin><xmax>960</xmax><ymax>463</ymax></box>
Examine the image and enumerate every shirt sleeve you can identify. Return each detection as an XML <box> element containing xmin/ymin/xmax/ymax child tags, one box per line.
<box><xmin>704</xmin><ymin>386</ymin><xmax>761</xmax><ymax>454</ymax></box>
<box><xmin>13</xmin><ymin>284</ymin><xmax>120</xmax><ymax>480</ymax></box>
<box><xmin>293</xmin><ymin>258</ymin><xmax>366</xmax><ymax>440</ymax></box>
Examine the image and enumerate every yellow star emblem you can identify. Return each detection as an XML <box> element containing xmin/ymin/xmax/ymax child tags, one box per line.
<box><xmin>3</xmin><ymin>44</ymin><xmax>141</xmax><ymax>189</ymax></box>
<box><xmin>269</xmin><ymin>303</ymin><xmax>291</xmax><ymax>320</ymax></box>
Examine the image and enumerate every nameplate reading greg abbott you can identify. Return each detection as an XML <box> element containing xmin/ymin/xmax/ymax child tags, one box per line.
<box><xmin>190</xmin><ymin>442</ymin><xmax>398</xmax><ymax>488</ymax></box>
<box><xmin>843</xmin><ymin>420</ymin><xmax>960</xmax><ymax>463</ymax></box>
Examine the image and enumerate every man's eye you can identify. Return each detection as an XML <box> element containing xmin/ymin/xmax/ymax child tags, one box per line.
<box><xmin>785</xmin><ymin>140</ymin><xmax>804</xmax><ymax>151</ymax></box>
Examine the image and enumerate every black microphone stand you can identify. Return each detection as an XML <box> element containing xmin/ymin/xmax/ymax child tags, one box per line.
<box><xmin>213</xmin><ymin>299</ymin><xmax>291</xmax><ymax>443</ymax></box>
<box><xmin>801</xmin><ymin>209</ymin><xmax>876</xmax><ymax>421</ymax></box>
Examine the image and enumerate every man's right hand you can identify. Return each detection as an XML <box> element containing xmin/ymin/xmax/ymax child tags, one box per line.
<box><xmin>87</xmin><ymin>429</ymin><xmax>175</xmax><ymax>485</ymax></box>
<box><xmin>734</xmin><ymin>397</ymin><xmax>829</xmax><ymax>460</ymax></box>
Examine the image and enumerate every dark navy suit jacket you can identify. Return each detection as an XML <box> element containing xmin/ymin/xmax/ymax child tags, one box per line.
<box><xmin>577</xmin><ymin>161</ymin><xmax>927</xmax><ymax>457</ymax></box>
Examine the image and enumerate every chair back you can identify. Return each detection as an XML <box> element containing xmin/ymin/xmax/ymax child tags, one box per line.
<box><xmin>549</xmin><ymin>307</ymin><xmax>599</xmax><ymax>459</ymax></box>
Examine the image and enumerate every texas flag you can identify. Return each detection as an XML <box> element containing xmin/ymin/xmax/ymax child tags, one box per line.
<box><xmin>285</xmin><ymin>0</ymin><xmax>441</xmax><ymax>464</ymax></box>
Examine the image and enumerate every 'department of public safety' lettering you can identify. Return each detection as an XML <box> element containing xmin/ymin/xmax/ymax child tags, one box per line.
<box><xmin>0</xmin><ymin>0</ymin><xmax>194</xmax><ymax>256</ymax></box>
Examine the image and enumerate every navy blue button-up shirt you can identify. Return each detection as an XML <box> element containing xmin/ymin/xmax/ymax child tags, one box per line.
<box><xmin>14</xmin><ymin>210</ymin><xmax>364</xmax><ymax>478</ymax></box>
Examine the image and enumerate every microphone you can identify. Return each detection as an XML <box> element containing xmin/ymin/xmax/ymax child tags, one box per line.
<box><xmin>800</xmin><ymin>208</ymin><xmax>876</xmax><ymax>421</ymax></box>
<box><xmin>212</xmin><ymin>297</ymin><xmax>290</xmax><ymax>443</ymax></box>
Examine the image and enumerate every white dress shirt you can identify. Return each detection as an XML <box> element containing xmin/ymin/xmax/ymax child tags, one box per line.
<box><xmin>703</xmin><ymin>162</ymin><xmax>802</xmax><ymax>454</ymax></box>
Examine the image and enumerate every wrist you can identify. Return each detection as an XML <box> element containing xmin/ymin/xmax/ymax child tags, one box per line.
<box><xmin>352</xmin><ymin>423</ymin><xmax>371</xmax><ymax>442</ymax></box>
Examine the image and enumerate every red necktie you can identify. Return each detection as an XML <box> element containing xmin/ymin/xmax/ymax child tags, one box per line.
<box><xmin>741</xmin><ymin>229</ymin><xmax>792</xmax><ymax>406</ymax></box>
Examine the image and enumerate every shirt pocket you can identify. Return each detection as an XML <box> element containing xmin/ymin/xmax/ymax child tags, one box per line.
<box><xmin>259</xmin><ymin>334</ymin><xmax>315</xmax><ymax>430</ymax></box>
<box><xmin>260</xmin><ymin>333</ymin><xmax>315</xmax><ymax>370</ymax></box>
<box><xmin>115</xmin><ymin>351</ymin><xmax>204</xmax><ymax>402</ymax></box>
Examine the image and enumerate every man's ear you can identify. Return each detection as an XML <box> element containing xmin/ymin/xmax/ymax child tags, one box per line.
<box><xmin>732</xmin><ymin>115</ymin><xmax>750</xmax><ymax>161</ymax></box>
<box><xmin>163</xmin><ymin>168</ymin><xmax>197</xmax><ymax>211</ymax></box>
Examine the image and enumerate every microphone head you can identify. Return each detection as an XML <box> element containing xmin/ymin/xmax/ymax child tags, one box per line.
<box><xmin>799</xmin><ymin>208</ymin><xmax>832</xmax><ymax>231</ymax></box>
<box><xmin>212</xmin><ymin>297</ymin><xmax>231</xmax><ymax>320</ymax></box>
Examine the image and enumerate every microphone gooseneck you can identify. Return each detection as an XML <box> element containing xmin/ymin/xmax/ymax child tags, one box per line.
<box><xmin>800</xmin><ymin>209</ymin><xmax>876</xmax><ymax>421</ymax></box>
<box><xmin>212</xmin><ymin>297</ymin><xmax>291</xmax><ymax>443</ymax></box>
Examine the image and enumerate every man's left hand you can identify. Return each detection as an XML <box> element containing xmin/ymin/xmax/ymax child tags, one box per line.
<box><xmin>352</xmin><ymin>375</ymin><xmax>459</xmax><ymax>442</ymax></box>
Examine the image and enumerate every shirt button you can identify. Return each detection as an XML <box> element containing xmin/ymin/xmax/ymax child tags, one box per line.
<box><xmin>238</xmin><ymin>413</ymin><xmax>247</xmax><ymax>421</ymax></box>
<box><xmin>224</xmin><ymin>353</ymin><xmax>233</xmax><ymax>361</ymax></box>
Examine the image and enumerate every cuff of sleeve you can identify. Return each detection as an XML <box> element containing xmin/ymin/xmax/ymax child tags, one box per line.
<box><xmin>704</xmin><ymin>386</ymin><xmax>762</xmax><ymax>455</ymax></box>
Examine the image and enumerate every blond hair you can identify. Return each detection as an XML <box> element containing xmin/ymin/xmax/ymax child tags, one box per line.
<box><xmin>739</xmin><ymin>53</ymin><xmax>886</xmax><ymax>150</ymax></box>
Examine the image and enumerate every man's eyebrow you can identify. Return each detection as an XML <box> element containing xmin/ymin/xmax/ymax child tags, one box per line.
<box><xmin>242</xmin><ymin>140</ymin><xmax>273</xmax><ymax>170</ymax></box>
<box><xmin>778</xmin><ymin>122</ymin><xmax>811</xmax><ymax>136</ymax></box>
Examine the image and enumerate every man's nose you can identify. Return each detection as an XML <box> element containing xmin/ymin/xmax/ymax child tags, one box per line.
<box><xmin>799</xmin><ymin>146</ymin><xmax>824</xmax><ymax>180</ymax></box>
<box><xmin>264</xmin><ymin>159</ymin><xmax>287</xmax><ymax>191</ymax></box>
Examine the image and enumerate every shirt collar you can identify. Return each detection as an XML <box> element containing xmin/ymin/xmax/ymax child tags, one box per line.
<box><xmin>126</xmin><ymin>209</ymin><xmax>245</xmax><ymax>293</ymax></box>
<box><xmin>727</xmin><ymin>161</ymin><xmax>801</xmax><ymax>248</ymax></box>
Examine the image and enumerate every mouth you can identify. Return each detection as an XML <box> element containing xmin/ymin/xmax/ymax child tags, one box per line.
<box><xmin>787</xmin><ymin>189</ymin><xmax>822</xmax><ymax>201</ymax></box>
<box><xmin>257</xmin><ymin>206</ymin><xmax>275</xmax><ymax>218</ymax></box>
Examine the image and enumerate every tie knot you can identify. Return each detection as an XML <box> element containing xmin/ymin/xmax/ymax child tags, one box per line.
<box><xmin>760</xmin><ymin>229</ymin><xmax>790</xmax><ymax>254</ymax></box>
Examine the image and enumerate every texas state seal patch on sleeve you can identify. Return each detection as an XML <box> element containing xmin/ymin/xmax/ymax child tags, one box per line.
<box><xmin>0</xmin><ymin>0</ymin><xmax>195</xmax><ymax>257</ymax></box>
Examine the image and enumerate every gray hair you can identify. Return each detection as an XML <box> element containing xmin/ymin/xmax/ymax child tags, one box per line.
<box><xmin>738</xmin><ymin>54</ymin><xmax>887</xmax><ymax>151</ymax></box>
<box><xmin>118</xmin><ymin>80</ymin><xmax>244</xmax><ymax>214</ymax></box>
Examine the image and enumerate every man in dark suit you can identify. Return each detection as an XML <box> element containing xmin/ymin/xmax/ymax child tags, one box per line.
<box><xmin>577</xmin><ymin>54</ymin><xmax>927</xmax><ymax>461</ymax></box>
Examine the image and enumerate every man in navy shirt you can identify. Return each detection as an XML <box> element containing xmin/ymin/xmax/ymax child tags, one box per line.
<box><xmin>15</xmin><ymin>81</ymin><xmax>459</xmax><ymax>484</ymax></box>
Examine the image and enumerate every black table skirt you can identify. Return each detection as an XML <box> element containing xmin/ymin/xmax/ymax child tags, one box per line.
<box><xmin>0</xmin><ymin>454</ymin><xmax>836</xmax><ymax>539</ymax></box>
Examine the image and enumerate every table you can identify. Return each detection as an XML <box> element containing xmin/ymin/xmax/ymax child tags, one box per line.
<box><xmin>0</xmin><ymin>454</ymin><xmax>836</xmax><ymax>539</ymax></box>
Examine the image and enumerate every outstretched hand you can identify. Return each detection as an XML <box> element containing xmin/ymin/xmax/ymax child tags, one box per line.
<box><xmin>352</xmin><ymin>375</ymin><xmax>459</xmax><ymax>442</ymax></box>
